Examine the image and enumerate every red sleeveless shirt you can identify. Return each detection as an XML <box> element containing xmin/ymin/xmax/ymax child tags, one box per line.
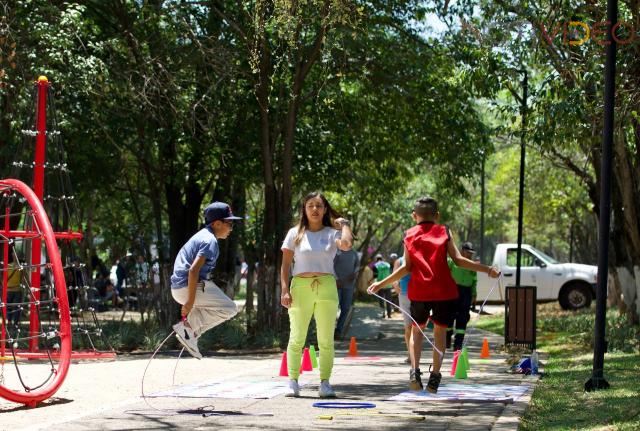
<box><xmin>404</xmin><ymin>222</ymin><xmax>459</xmax><ymax>301</ymax></box>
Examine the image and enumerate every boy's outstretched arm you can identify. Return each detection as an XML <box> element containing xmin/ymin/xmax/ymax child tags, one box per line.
<box><xmin>447</xmin><ymin>234</ymin><xmax>499</xmax><ymax>278</ymax></box>
<box><xmin>368</xmin><ymin>245</ymin><xmax>411</xmax><ymax>294</ymax></box>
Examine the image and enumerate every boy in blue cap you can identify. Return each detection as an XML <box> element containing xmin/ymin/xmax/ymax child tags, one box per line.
<box><xmin>170</xmin><ymin>201</ymin><xmax>241</xmax><ymax>358</ymax></box>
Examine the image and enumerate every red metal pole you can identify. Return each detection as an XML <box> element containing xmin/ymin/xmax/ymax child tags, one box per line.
<box><xmin>28</xmin><ymin>76</ymin><xmax>49</xmax><ymax>352</ymax></box>
<box><xmin>2</xmin><ymin>205</ymin><xmax>9</xmax><ymax>357</ymax></box>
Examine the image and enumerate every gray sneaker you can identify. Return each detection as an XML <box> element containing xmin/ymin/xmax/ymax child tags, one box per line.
<box><xmin>172</xmin><ymin>320</ymin><xmax>202</xmax><ymax>359</ymax></box>
<box><xmin>318</xmin><ymin>380</ymin><xmax>336</xmax><ymax>398</ymax></box>
<box><xmin>285</xmin><ymin>379</ymin><xmax>300</xmax><ymax>397</ymax></box>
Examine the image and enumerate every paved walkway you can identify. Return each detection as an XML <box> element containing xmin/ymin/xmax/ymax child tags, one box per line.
<box><xmin>1</xmin><ymin>303</ymin><xmax>538</xmax><ymax>430</ymax></box>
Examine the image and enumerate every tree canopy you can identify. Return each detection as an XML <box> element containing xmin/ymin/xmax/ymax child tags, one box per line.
<box><xmin>1</xmin><ymin>0</ymin><xmax>637</xmax><ymax>327</ymax></box>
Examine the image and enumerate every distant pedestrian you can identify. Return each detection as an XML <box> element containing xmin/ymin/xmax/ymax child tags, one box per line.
<box><xmin>374</xmin><ymin>254</ymin><xmax>392</xmax><ymax>318</ymax></box>
<box><xmin>115</xmin><ymin>256</ymin><xmax>129</xmax><ymax>295</ymax></box>
<box><xmin>447</xmin><ymin>242</ymin><xmax>478</xmax><ymax>351</ymax></box>
<box><xmin>170</xmin><ymin>202</ymin><xmax>241</xmax><ymax>359</ymax></box>
<box><xmin>334</xmin><ymin>248</ymin><xmax>359</xmax><ymax>339</ymax></box>
<box><xmin>135</xmin><ymin>255</ymin><xmax>150</xmax><ymax>288</ymax></box>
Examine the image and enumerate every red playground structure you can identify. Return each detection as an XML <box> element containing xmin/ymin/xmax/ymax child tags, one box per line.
<box><xmin>0</xmin><ymin>178</ymin><xmax>72</xmax><ymax>406</ymax></box>
<box><xmin>1</xmin><ymin>76</ymin><xmax>113</xmax><ymax>406</ymax></box>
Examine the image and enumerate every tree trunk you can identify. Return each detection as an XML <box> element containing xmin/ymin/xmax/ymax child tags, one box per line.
<box><xmin>252</xmin><ymin>1</ymin><xmax>335</xmax><ymax>335</ymax></box>
<box><xmin>608</xmin><ymin>132</ymin><xmax>640</xmax><ymax>323</ymax></box>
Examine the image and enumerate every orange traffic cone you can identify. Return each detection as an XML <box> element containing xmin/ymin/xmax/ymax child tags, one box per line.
<box><xmin>348</xmin><ymin>336</ymin><xmax>359</xmax><ymax>357</ymax></box>
<box><xmin>450</xmin><ymin>350</ymin><xmax>460</xmax><ymax>376</ymax></box>
<box><xmin>279</xmin><ymin>351</ymin><xmax>288</xmax><ymax>377</ymax></box>
<box><xmin>301</xmin><ymin>347</ymin><xmax>313</xmax><ymax>371</ymax></box>
<box><xmin>480</xmin><ymin>337</ymin><xmax>491</xmax><ymax>358</ymax></box>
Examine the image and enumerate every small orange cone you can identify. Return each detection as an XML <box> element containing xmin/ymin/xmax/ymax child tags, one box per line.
<box><xmin>480</xmin><ymin>337</ymin><xmax>490</xmax><ymax>358</ymax></box>
<box><xmin>301</xmin><ymin>347</ymin><xmax>313</xmax><ymax>371</ymax></box>
<box><xmin>279</xmin><ymin>352</ymin><xmax>288</xmax><ymax>377</ymax></box>
<box><xmin>348</xmin><ymin>336</ymin><xmax>359</xmax><ymax>357</ymax></box>
<box><xmin>450</xmin><ymin>350</ymin><xmax>460</xmax><ymax>376</ymax></box>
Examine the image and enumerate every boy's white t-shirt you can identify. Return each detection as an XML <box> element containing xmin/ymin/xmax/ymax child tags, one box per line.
<box><xmin>281</xmin><ymin>226</ymin><xmax>341</xmax><ymax>276</ymax></box>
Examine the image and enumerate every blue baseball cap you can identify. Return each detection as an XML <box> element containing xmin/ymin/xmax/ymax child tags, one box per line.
<box><xmin>203</xmin><ymin>202</ymin><xmax>242</xmax><ymax>224</ymax></box>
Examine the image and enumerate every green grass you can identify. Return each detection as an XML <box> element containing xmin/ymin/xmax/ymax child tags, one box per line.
<box><xmin>475</xmin><ymin>304</ymin><xmax>640</xmax><ymax>431</ymax></box>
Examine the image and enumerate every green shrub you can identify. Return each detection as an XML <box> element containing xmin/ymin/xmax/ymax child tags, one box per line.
<box><xmin>199</xmin><ymin>317</ymin><xmax>248</xmax><ymax>350</ymax></box>
<box><xmin>97</xmin><ymin>319</ymin><xmax>168</xmax><ymax>352</ymax></box>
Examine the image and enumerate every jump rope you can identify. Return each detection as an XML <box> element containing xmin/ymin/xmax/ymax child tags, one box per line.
<box><xmin>140</xmin><ymin>330</ymin><xmax>190</xmax><ymax>414</ymax></box>
<box><xmin>368</xmin><ymin>273</ymin><xmax>505</xmax><ymax>360</ymax></box>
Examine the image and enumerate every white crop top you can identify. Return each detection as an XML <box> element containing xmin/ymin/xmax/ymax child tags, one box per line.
<box><xmin>281</xmin><ymin>226</ymin><xmax>342</xmax><ymax>276</ymax></box>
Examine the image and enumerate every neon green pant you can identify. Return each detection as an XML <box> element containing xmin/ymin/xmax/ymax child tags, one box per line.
<box><xmin>287</xmin><ymin>274</ymin><xmax>338</xmax><ymax>381</ymax></box>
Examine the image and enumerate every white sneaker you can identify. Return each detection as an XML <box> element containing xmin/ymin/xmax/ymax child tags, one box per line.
<box><xmin>318</xmin><ymin>380</ymin><xmax>336</xmax><ymax>398</ymax></box>
<box><xmin>285</xmin><ymin>379</ymin><xmax>300</xmax><ymax>397</ymax></box>
<box><xmin>172</xmin><ymin>320</ymin><xmax>202</xmax><ymax>359</ymax></box>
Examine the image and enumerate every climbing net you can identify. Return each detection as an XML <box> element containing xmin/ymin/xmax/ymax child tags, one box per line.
<box><xmin>11</xmin><ymin>79</ymin><xmax>113</xmax><ymax>358</ymax></box>
<box><xmin>0</xmin><ymin>179</ymin><xmax>71</xmax><ymax>406</ymax></box>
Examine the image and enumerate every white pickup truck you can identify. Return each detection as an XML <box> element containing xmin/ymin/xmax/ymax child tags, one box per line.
<box><xmin>475</xmin><ymin>243</ymin><xmax>597</xmax><ymax>310</ymax></box>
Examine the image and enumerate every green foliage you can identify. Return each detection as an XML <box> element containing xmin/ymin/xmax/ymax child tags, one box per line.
<box><xmin>462</xmin><ymin>0</ymin><xmax>640</xmax><ymax>318</ymax></box>
<box><xmin>99</xmin><ymin>319</ymin><xmax>165</xmax><ymax>352</ymax></box>
<box><xmin>540</xmin><ymin>310</ymin><xmax>640</xmax><ymax>354</ymax></box>
<box><xmin>476</xmin><ymin>305</ymin><xmax>640</xmax><ymax>354</ymax></box>
<box><xmin>92</xmin><ymin>311</ymin><xmax>281</xmax><ymax>352</ymax></box>
<box><xmin>199</xmin><ymin>316</ymin><xmax>248</xmax><ymax>350</ymax></box>
<box><xmin>5</xmin><ymin>0</ymin><xmax>632</xmax><ymax>339</ymax></box>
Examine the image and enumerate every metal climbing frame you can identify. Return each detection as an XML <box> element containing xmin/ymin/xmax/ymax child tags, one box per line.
<box><xmin>11</xmin><ymin>77</ymin><xmax>114</xmax><ymax>360</ymax></box>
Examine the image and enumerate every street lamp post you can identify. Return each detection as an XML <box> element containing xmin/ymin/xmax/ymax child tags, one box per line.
<box><xmin>480</xmin><ymin>152</ymin><xmax>485</xmax><ymax>264</ymax></box>
<box><xmin>585</xmin><ymin>0</ymin><xmax>617</xmax><ymax>392</ymax></box>
<box><xmin>515</xmin><ymin>70</ymin><xmax>527</xmax><ymax>288</ymax></box>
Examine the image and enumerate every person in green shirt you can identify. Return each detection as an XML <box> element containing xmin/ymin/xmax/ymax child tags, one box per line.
<box><xmin>374</xmin><ymin>254</ymin><xmax>393</xmax><ymax>318</ymax></box>
<box><xmin>447</xmin><ymin>242</ymin><xmax>477</xmax><ymax>351</ymax></box>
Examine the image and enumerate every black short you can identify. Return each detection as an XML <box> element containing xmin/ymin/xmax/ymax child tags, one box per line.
<box><xmin>410</xmin><ymin>299</ymin><xmax>457</xmax><ymax>327</ymax></box>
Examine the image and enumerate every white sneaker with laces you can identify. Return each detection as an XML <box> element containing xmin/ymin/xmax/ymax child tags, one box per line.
<box><xmin>172</xmin><ymin>320</ymin><xmax>202</xmax><ymax>359</ymax></box>
<box><xmin>285</xmin><ymin>379</ymin><xmax>300</xmax><ymax>397</ymax></box>
<box><xmin>318</xmin><ymin>380</ymin><xmax>336</xmax><ymax>398</ymax></box>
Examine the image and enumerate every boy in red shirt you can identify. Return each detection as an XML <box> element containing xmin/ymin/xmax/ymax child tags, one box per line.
<box><xmin>369</xmin><ymin>197</ymin><xmax>499</xmax><ymax>393</ymax></box>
